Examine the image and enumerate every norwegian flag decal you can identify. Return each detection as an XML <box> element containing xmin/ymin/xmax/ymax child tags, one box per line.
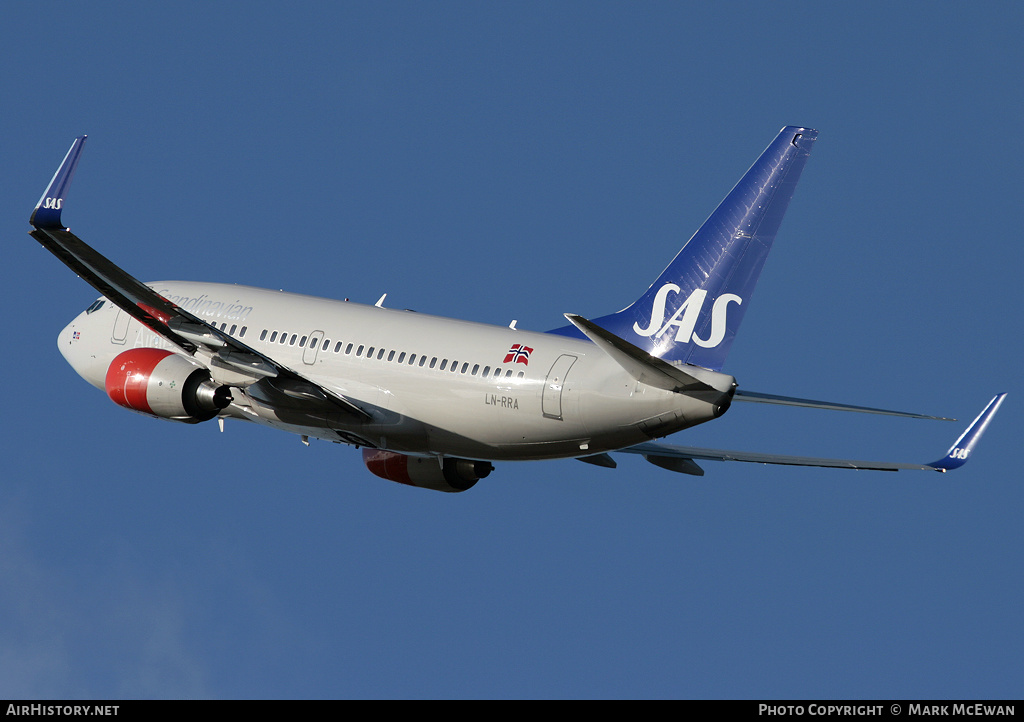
<box><xmin>504</xmin><ymin>344</ymin><xmax>534</xmax><ymax>365</ymax></box>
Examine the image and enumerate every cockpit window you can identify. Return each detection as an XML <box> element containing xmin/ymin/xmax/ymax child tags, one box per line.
<box><xmin>85</xmin><ymin>299</ymin><xmax>105</xmax><ymax>314</ymax></box>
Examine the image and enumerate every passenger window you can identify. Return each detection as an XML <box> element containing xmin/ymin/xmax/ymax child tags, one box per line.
<box><xmin>505</xmin><ymin>369</ymin><xmax>512</xmax><ymax>378</ymax></box>
<box><xmin>356</xmin><ymin>345</ymin><xmax>364</xmax><ymax>356</ymax></box>
<box><xmin>494</xmin><ymin>368</ymin><xmax>502</xmax><ymax>377</ymax></box>
<box><xmin>300</xmin><ymin>336</ymin><xmax>308</xmax><ymax>346</ymax></box>
<box><xmin>419</xmin><ymin>356</ymin><xmax>427</xmax><ymax>367</ymax></box>
<box><xmin>388</xmin><ymin>350</ymin><xmax>396</xmax><ymax>361</ymax></box>
<box><xmin>230</xmin><ymin>324</ymin><xmax>237</xmax><ymax>335</ymax></box>
<box><xmin>517</xmin><ymin>371</ymin><xmax>525</xmax><ymax>378</ymax></box>
<box><xmin>322</xmin><ymin>339</ymin><xmax>329</xmax><ymax>351</ymax></box>
<box><xmin>472</xmin><ymin>364</ymin><xmax>480</xmax><ymax>376</ymax></box>
<box><xmin>398</xmin><ymin>352</ymin><xmax>406</xmax><ymax>363</ymax></box>
<box><xmin>346</xmin><ymin>343</ymin><xmax>353</xmax><ymax>354</ymax></box>
<box><xmin>261</xmin><ymin>330</ymin><xmax>268</xmax><ymax>341</ymax></box>
<box><xmin>461</xmin><ymin>363</ymin><xmax>469</xmax><ymax>374</ymax></box>
<box><xmin>270</xmin><ymin>331</ymin><xmax>278</xmax><ymax>342</ymax></box>
<box><xmin>334</xmin><ymin>341</ymin><xmax>342</xmax><ymax>353</ymax></box>
<box><xmin>439</xmin><ymin>359</ymin><xmax>448</xmax><ymax>371</ymax></box>
<box><xmin>429</xmin><ymin>357</ymin><xmax>437</xmax><ymax>369</ymax></box>
<box><xmin>483</xmin><ymin>366</ymin><xmax>490</xmax><ymax>377</ymax></box>
<box><xmin>377</xmin><ymin>348</ymin><xmax>386</xmax><ymax>360</ymax></box>
<box><xmin>409</xmin><ymin>354</ymin><xmax>416</xmax><ymax>365</ymax></box>
<box><xmin>240</xmin><ymin>327</ymin><xmax>247</xmax><ymax>337</ymax></box>
<box><xmin>290</xmin><ymin>334</ymin><xmax>297</xmax><ymax>345</ymax></box>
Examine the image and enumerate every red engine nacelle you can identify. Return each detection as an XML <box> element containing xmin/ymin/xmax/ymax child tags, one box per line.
<box><xmin>105</xmin><ymin>348</ymin><xmax>231</xmax><ymax>423</ymax></box>
<box><xmin>362</xmin><ymin>449</ymin><xmax>493</xmax><ymax>493</ymax></box>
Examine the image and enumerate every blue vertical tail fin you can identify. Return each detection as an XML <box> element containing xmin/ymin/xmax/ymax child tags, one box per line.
<box><xmin>551</xmin><ymin>126</ymin><xmax>817</xmax><ymax>371</ymax></box>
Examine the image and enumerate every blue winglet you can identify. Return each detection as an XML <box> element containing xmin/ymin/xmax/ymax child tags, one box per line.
<box><xmin>30</xmin><ymin>135</ymin><xmax>88</xmax><ymax>229</ymax></box>
<box><xmin>927</xmin><ymin>393</ymin><xmax>1007</xmax><ymax>471</ymax></box>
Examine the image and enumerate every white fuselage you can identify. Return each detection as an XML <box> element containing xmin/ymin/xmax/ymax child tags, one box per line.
<box><xmin>59</xmin><ymin>282</ymin><xmax>730</xmax><ymax>461</ymax></box>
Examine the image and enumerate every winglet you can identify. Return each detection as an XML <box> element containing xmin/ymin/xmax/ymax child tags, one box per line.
<box><xmin>31</xmin><ymin>135</ymin><xmax>88</xmax><ymax>229</ymax></box>
<box><xmin>927</xmin><ymin>393</ymin><xmax>1007</xmax><ymax>471</ymax></box>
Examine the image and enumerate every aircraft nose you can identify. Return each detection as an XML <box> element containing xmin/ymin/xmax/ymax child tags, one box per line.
<box><xmin>58</xmin><ymin>315</ymin><xmax>107</xmax><ymax>390</ymax></box>
<box><xmin>57</xmin><ymin>318</ymin><xmax>77</xmax><ymax>362</ymax></box>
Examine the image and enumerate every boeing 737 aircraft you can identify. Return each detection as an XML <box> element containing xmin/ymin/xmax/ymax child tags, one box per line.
<box><xmin>30</xmin><ymin>128</ymin><xmax>1004</xmax><ymax>492</ymax></box>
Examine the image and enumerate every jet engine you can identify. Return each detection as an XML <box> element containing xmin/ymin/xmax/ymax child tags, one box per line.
<box><xmin>362</xmin><ymin>449</ymin><xmax>493</xmax><ymax>493</ymax></box>
<box><xmin>105</xmin><ymin>348</ymin><xmax>231</xmax><ymax>423</ymax></box>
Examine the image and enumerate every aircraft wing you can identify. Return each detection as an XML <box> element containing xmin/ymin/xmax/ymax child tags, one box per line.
<box><xmin>621</xmin><ymin>393</ymin><xmax>1006</xmax><ymax>475</ymax></box>
<box><xmin>29</xmin><ymin>136</ymin><xmax>370</xmax><ymax>421</ymax></box>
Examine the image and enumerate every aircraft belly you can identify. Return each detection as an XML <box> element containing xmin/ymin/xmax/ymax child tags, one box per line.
<box><xmin>304</xmin><ymin>353</ymin><xmax>723</xmax><ymax>461</ymax></box>
<box><xmin>575</xmin><ymin>377</ymin><xmax>724</xmax><ymax>447</ymax></box>
<box><xmin>359</xmin><ymin>369</ymin><xmax>592</xmax><ymax>459</ymax></box>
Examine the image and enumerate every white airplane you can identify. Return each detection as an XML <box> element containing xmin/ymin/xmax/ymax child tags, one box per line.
<box><xmin>30</xmin><ymin>127</ymin><xmax>1004</xmax><ymax>492</ymax></box>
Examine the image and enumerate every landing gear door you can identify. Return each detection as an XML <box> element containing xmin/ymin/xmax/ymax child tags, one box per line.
<box><xmin>542</xmin><ymin>354</ymin><xmax>577</xmax><ymax>420</ymax></box>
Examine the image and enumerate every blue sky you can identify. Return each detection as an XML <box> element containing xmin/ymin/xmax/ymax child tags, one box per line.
<box><xmin>2</xmin><ymin>1</ymin><xmax>1020</xmax><ymax>699</ymax></box>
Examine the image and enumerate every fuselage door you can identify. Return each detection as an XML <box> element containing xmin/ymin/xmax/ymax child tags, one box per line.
<box><xmin>303</xmin><ymin>330</ymin><xmax>325</xmax><ymax>365</ymax></box>
<box><xmin>111</xmin><ymin>308</ymin><xmax>130</xmax><ymax>345</ymax></box>
<box><xmin>542</xmin><ymin>354</ymin><xmax>577</xmax><ymax>420</ymax></box>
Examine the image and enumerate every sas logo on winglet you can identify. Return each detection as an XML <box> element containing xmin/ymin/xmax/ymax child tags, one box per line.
<box><xmin>632</xmin><ymin>285</ymin><xmax>742</xmax><ymax>348</ymax></box>
<box><xmin>42</xmin><ymin>197</ymin><xmax>63</xmax><ymax>210</ymax></box>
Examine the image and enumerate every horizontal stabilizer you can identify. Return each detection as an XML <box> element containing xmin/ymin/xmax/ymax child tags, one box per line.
<box><xmin>563</xmin><ymin>313</ymin><xmax>734</xmax><ymax>395</ymax></box>
<box><xmin>734</xmin><ymin>389</ymin><xmax>955</xmax><ymax>421</ymax></box>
